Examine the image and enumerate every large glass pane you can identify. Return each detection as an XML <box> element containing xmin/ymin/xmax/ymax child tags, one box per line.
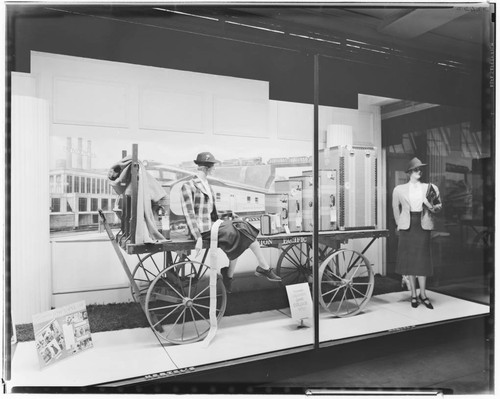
<box><xmin>316</xmin><ymin>91</ymin><xmax>385</xmax><ymax>347</ymax></box>
<box><xmin>8</xmin><ymin>3</ymin><xmax>491</xmax><ymax>393</ymax></box>
<box><xmin>384</xmin><ymin>108</ymin><xmax>492</xmax><ymax>288</ymax></box>
<box><xmin>43</xmin><ymin>54</ymin><xmax>315</xmax><ymax>368</ymax></box>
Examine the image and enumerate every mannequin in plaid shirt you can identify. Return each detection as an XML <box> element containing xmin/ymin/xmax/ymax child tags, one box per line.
<box><xmin>181</xmin><ymin>152</ymin><xmax>282</xmax><ymax>293</ymax></box>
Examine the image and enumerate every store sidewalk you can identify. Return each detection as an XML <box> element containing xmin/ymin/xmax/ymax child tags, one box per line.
<box><xmin>262</xmin><ymin>317</ymin><xmax>492</xmax><ymax>395</ymax></box>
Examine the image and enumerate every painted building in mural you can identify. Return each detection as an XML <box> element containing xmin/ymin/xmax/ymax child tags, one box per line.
<box><xmin>49</xmin><ymin>138</ymin><xmax>118</xmax><ymax>231</ymax></box>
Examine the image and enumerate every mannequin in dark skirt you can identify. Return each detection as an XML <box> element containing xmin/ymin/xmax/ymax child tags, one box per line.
<box><xmin>181</xmin><ymin>152</ymin><xmax>282</xmax><ymax>293</ymax></box>
<box><xmin>392</xmin><ymin>158</ymin><xmax>442</xmax><ymax>309</ymax></box>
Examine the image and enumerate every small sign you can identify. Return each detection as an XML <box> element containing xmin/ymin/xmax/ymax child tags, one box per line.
<box><xmin>286</xmin><ymin>283</ymin><xmax>313</xmax><ymax>328</ymax></box>
<box><xmin>283</xmin><ymin>224</ymin><xmax>291</xmax><ymax>235</ymax></box>
<box><xmin>32</xmin><ymin>300</ymin><xmax>93</xmax><ymax>368</ymax></box>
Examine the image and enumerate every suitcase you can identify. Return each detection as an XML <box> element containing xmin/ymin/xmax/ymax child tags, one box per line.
<box><xmin>290</xmin><ymin>175</ymin><xmax>313</xmax><ymax>231</ymax></box>
<box><xmin>274</xmin><ymin>180</ymin><xmax>303</xmax><ymax>232</ymax></box>
<box><xmin>319</xmin><ymin>145</ymin><xmax>377</xmax><ymax>230</ymax></box>
<box><xmin>260</xmin><ymin>213</ymin><xmax>281</xmax><ymax>235</ymax></box>
<box><xmin>297</xmin><ymin>170</ymin><xmax>338</xmax><ymax>231</ymax></box>
<box><xmin>265</xmin><ymin>193</ymin><xmax>289</xmax><ymax>233</ymax></box>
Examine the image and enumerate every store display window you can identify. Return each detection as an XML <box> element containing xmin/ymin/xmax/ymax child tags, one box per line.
<box><xmin>6</xmin><ymin>4</ymin><xmax>492</xmax><ymax>393</ymax></box>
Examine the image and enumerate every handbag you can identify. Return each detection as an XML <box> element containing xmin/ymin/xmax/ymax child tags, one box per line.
<box><xmin>426</xmin><ymin>183</ymin><xmax>441</xmax><ymax>206</ymax></box>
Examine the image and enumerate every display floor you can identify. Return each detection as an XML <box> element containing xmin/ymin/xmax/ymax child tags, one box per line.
<box><xmin>7</xmin><ymin>291</ymin><xmax>489</xmax><ymax>390</ymax></box>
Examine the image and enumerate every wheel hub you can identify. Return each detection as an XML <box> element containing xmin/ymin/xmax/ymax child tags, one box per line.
<box><xmin>183</xmin><ymin>298</ymin><xmax>194</xmax><ymax>308</ymax></box>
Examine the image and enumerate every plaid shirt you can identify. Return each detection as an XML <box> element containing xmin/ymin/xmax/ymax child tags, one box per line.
<box><xmin>181</xmin><ymin>176</ymin><xmax>218</xmax><ymax>240</ymax></box>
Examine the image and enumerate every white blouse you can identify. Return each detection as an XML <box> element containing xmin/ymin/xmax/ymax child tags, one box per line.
<box><xmin>409</xmin><ymin>182</ymin><xmax>423</xmax><ymax>212</ymax></box>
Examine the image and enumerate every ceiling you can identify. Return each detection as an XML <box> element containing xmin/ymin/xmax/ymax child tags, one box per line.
<box><xmin>37</xmin><ymin>3</ymin><xmax>489</xmax><ymax>73</ymax></box>
<box><xmin>8</xmin><ymin>3</ymin><xmax>489</xmax><ymax>109</ymax></box>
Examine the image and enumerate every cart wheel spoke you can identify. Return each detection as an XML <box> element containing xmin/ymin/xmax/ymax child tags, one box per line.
<box><xmin>277</xmin><ymin>244</ymin><xmax>311</xmax><ymax>285</ymax></box>
<box><xmin>324</xmin><ymin>286</ymin><xmax>343</xmax><ymax>307</ymax></box>
<box><xmin>131</xmin><ymin>252</ymin><xmax>172</xmax><ymax>302</ymax></box>
<box><xmin>188</xmin><ymin>308</ymin><xmax>203</xmax><ymax>339</ymax></box>
<box><xmin>151</xmin><ymin>304</ymin><xmax>184</xmax><ymax>329</ymax></box>
<box><xmin>347</xmin><ymin>286</ymin><xmax>361</xmax><ymax>308</ymax></box>
<box><xmin>350</xmin><ymin>285</ymin><xmax>368</xmax><ymax>298</ymax></box>
<box><xmin>196</xmin><ymin>293</ymin><xmax>224</xmax><ymax>301</ymax></box>
<box><xmin>149</xmin><ymin>303</ymin><xmax>182</xmax><ymax>312</ymax></box>
<box><xmin>193</xmin><ymin>303</ymin><xmax>223</xmax><ymax>313</ymax></box>
<box><xmin>283</xmin><ymin>251</ymin><xmax>302</xmax><ymax>268</ymax></box>
<box><xmin>165</xmin><ymin>309</ymin><xmax>188</xmax><ymax>339</ymax></box>
<box><xmin>187</xmin><ymin>275</ymin><xmax>193</xmax><ymax>297</ymax></box>
<box><xmin>155</xmin><ymin>275</ymin><xmax>186</xmax><ymax>300</ymax></box>
<box><xmin>336</xmin><ymin>289</ymin><xmax>348</xmax><ymax>313</ymax></box>
<box><xmin>134</xmin><ymin>277</ymin><xmax>152</xmax><ymax>284</ymax></box>
<box><xmin>322</xmin><ymin>283</ymin><xmax>343</xmax><ymax>297</ymax></box>
<box><xmin>319</xmin><ymin>249</ymin><xmax>374</xmax><ymax>317</ymax></box>
<box><xmin>292</xmin><ymin>244</ymin><xmax>310</xmax><ymax>264</ymax></box>
<box><xmin>181</xmin><ymin>310</ymin><xmax>187</xmax><ymax>341</ymax></box>
<box><xmin>145</xmin><ymin>260</ymin><xmax>227</xmax><ymax>344</ymax></box>
<box><xmin>192</xmin><ymin>285</ymin><xmax>210</xmax><ymax>301</ymax></box>
<box><xmin>191</xmin><ymin>306</ymin><xmax>211</xmax><ymax>327</ymax></box>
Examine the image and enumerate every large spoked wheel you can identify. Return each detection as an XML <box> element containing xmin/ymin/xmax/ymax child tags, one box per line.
<box><xmin>319</xmin><ymin>249</ymin><xmax>374</xmax><ymax>317</ymax></box>
<box><xmin>145</xmin><ymin>261</ymin><xmax>227</xmax><ymax>344</ymax></box>
<box><xmin>131</xmin><ymin>251</ymin><xmax>191</xmax><ymax>302</ymax></box>
<box><xmin>276</xmin><ymin>243</ymin><xmax>335</xmax><ymax>286</ymax></box>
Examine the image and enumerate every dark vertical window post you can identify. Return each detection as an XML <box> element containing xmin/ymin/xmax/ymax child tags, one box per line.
<box><xmin>313</xmin><ymin>53</ymin><xmax>320</xmax><ymax>349</ymax></box>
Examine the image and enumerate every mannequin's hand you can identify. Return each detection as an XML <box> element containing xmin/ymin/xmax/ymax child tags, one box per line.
<box><xmin>431</xmin><ymin>203</ymin><xmax>443</xmax><ymax>213</ymax></box>
<box><xmin>195</xmin><ymin>237</ymin><xmax>203</xmax><ymax>257</ymax></box>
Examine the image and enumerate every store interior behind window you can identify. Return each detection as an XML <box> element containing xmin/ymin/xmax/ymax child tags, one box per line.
<box><xmin>383</xmin><ymin>103</ymin><xmax>492</xmax><ymax>304</ymax></box>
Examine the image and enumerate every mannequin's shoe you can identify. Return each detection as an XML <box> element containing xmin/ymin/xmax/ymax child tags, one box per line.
<box><xmin>419</xmin><ymin>295</ymin><xmax>434</xmax><ymax>309</ymax></box>
<box><xmin>255</xmin><ymin>266</ymin><xmax>282</xmax><ymax>282</ymax></box>
<box><xmin>411</xmin><ymin>297</ymin><xmax>419</xmax><ymax>308</ymax></box>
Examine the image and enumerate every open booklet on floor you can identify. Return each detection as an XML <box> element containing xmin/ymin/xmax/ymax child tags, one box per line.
<box><xmin>32</xmin><ymin>300</ymin><xmax>93</xmax><ymax>368</ymax></box>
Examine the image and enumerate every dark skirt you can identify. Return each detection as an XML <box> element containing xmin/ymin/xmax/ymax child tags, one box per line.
<box><xmin>202</xmin><ymin>219</ymin><xmax>259</xmax><ymax>260</ymax></box>
<box><xmin>396</xmin><ymin>212</ymin><xmax>433</xmax><ymax>277</ymax></box>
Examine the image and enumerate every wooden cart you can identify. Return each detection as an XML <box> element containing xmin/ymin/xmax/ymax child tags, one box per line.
<box><xmin>100</xmin><ymin>145</ymin><xmax>388</xmax><ymax>345</ymax></box>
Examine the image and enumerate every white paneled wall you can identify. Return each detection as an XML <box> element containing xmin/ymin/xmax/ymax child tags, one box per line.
<box><xmin>214</xmin><ymin>96</ymin><xmax>268</xmax><ymax>137</ymax></box>
<box><xmin>276</xmin><ymin>101</ymin><xmax>314</xmax><ymax>141</ymax></box>
<box><xmin>11</xmin><ymin>83</ymin><xmax>51</xmax><ymax>323</ymax></box>
<box><xmin>139</xmin><ymin>89</ymin><xmax>205</xmax><ymax>133</ymax></box>
<box><xmin>50</xmin><ymin>239</ymin><xmax>136</xmax><ymax>308</ymax></box>
<box><xmin>53</xmin><ymin>77</ymin><xmax>129</xmax><ymax>127</ymax></box>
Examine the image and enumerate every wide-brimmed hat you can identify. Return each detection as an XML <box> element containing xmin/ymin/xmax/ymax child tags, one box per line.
<box><xmin>194</xmin><ymin>152</ymin><xmax>220</xmax><ymax>165</ymax></box>
<box><xmin>406</xmin><ymin>157</ymin><xmax>427</xmax><ymax>172</ymax></box>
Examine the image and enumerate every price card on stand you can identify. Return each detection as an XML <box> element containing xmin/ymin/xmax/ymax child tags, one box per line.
<box><xmin>286</xmin><ymin>283</ymin><xmax>313</xmax><ymax>328</ymax></box>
